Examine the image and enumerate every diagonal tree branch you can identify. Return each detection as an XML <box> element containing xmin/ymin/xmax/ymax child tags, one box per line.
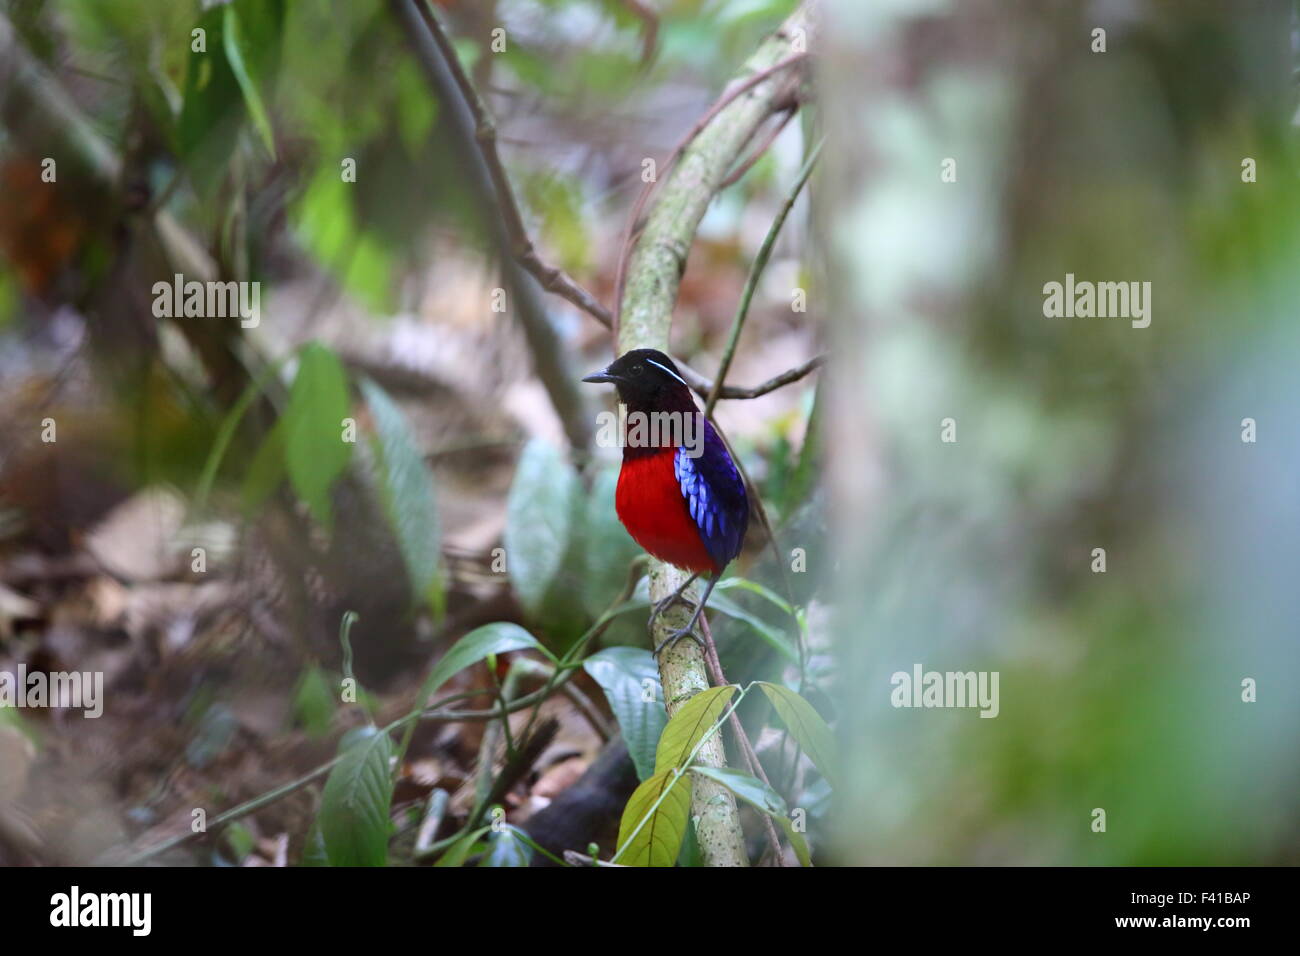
<box><xmin>412</xmin><ymin>0</ymin><xmax>614</xmax><ymax>330</ymax></box>
<box><xmin>392</xmin><ymin>0</ymin><xmax>594</xmax><ymax>451</ymax></box>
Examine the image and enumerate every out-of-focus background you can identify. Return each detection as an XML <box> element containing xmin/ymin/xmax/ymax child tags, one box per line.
<box><xmin>0</xmin><ymin>0</ymin><xmax>1295</xmax><ymax>868</ymax></box>
<box><xmin>824</xmin><ymin>0</ymin><xmax>1300</xmax><ymax>864</ymax></box>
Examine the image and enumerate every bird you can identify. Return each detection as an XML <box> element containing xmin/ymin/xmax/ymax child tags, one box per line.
<box><xmin>583</xmin><ymin>348</ymin><xmax>748</xmax><ymax>654</ymax></box>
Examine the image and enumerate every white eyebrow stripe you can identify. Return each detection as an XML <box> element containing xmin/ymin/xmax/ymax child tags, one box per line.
<box><xmin>646</xmin><ymin>358</ymin><xmax>688</xmax><ymax>387</ymax></box>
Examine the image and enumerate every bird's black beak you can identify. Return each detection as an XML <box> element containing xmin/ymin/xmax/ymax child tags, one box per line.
<box><xmin>582</xmin><ymin>366</ymin><xmax>617</xmax><ymax>384</ymax></box>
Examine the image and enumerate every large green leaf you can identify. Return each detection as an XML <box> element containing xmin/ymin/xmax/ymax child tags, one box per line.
<box><xmin>318</xmin><ymin>725</ymin><xmax>393</xmax><ymax>866</ymax></box>
<box><xmin>583</xmin><ymin>647</ymin><xmax>667</xmax><ymax>781</ymax></box>
<box><xmin>293</xmin><ymin>169</ymin><xmax>397</xmax><ymax>314</ymax></box>
<box><xmin>690</xmin><ymin>765</ymin><xmax>811</xmax><ymax>867</ymax></box>
<box><xmin>690</xmin><ymin>765</ymin><xmax>786</xmax><ymax>815</ymax></box>
<box><xmin>300</xmin><ymin>822</ymin><xmax>329</xmax><ymax>867</ymax></box>
<box><xmin>615</xmin><ymin>769</ymin><xmax>691</xmax><ymax>867</ymax></box>
<box><xmin>414</xmin><ymin>623</ymin><xmax>548</xmax><ymax>714</ymax></box>
<box><xmin>283</xmin><ymin>343</ymin><xmax>353</xmax><ymax>532</ymax></box>
<box><xmin>757</xmin><ymin>682</ymin><xmax>839</xmax><ymax>789</ymax></box>
<box><xmin>177</xmin><ymin>6</ymin><xmax>241</xmax><ymax>194</ymax></box>
<box><xmin>708</xmin><ymin>590</ymin><xmax>798</xmax><ymax>662</ymax></box>
<box><xmin>220</xmin><ymin>5</ymin><xmax>274</xmax><ymax>157</ymax></box>
<box><xmin>716</xmin><ymin>576</ymin><xmax>793</xmax><ymax>615</ymax></box>
<box><xmin>360</xmin><ymin>378</ymin><xmax>440</xmax><ymax>605</ymax></box>
<box><xmin>504</xmin><ymin>439</ymin><xmax>580</xmax><ymax>616</ymax></box>
<box><xmin>653</xmin><ymin>685</ymin><xmax>736</xmax><ymax>774</ymax></box>
<box><xmin>174</xmin><ymin>0</ymin><xmax>283</xmax><ymax>191</ymax></box>
<box><xmin>222</xmin><ymin>5</ymin><xmax>276</xmax><ymax>159</ymax></box>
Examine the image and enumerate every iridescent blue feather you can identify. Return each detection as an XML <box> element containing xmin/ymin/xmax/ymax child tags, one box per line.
<box><xmin>674</xmin><ymin>418</ymin><xmax>748</xmax><ymax>572</ymax></box>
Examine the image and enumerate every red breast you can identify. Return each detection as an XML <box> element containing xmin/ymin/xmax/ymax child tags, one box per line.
<box><xmin>615</xmin><ymin>447</ymin><xmax>718</xmax><ymax>575</ymax></box>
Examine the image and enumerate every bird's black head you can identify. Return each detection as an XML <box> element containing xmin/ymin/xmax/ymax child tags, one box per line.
<box><xmin>582</xmin><ymin>348</ymin><xmax>696</xmax><ymax>412</ymax></box>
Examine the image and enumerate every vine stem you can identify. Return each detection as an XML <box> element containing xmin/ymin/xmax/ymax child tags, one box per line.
<box><xmin>705</xmin><ymin>138</ymin><xmax>823</xmax><ymax>419</ymax></box>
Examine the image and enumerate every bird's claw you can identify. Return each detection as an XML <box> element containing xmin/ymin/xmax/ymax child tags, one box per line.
<box><xmin>653</xmin><ymin>624</ymin><xmax>704</xmax><ymax>657</ymax></box>
<box><xmin>650</xmin><ymin>590</ymin><xmax>697</xmax><ymax>620</ymax></box>
<box><xmin>647</xmin><ymin>572</ymin><xmax>701</xmax><ymax>626</ymax></box>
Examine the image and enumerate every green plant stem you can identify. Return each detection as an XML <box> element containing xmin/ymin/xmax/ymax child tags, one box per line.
<box><xmin>704</xmin><ymin>139</ymin><xmax>823</xmax><ymax>419</ymax></box>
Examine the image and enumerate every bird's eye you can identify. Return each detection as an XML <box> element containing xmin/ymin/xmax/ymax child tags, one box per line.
<box><xmin>630</xmin><ymin>364</ymin><xmax>643</xmax><ymax>376</ymax></box>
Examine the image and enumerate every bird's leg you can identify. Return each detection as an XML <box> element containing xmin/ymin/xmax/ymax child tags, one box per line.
<box><xmin>648</xmin><ymin>571</ymin><xmax>701</xmax><ymax>622</ymax></box>
<box><xmin>653</xmin><ymin>575</ymin><xmax>718</xmax><ymax>657</ymax></box>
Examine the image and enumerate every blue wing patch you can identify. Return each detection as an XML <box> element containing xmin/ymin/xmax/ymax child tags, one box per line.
<box><xmin>674</xmin><ymin>420</ymin><xmax>748</xmax><ymax>571</ymax></box>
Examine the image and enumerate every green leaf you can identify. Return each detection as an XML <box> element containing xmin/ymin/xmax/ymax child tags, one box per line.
<box><xmin>241</xmin><ymin>418</ymin><xmax>287</xmax><ymax>513</ymax></box>
<box><xmin>689</xmin><ymin>765</ymin><xmax>811</xmax><ymax>867</ymax></box>
<box><xmin>675</xmin><ymin>814</ymin><xmax>703</xmax><ymax>867</ymax></box>
<box><xmin>775</xmin><ymin>815</ymin><xmax>813</xmax><ymax>868</ymax></box>
<box><xmin>690</xmin><ymin>766</ymin><xmax>787</xmax><ymax>815</ymax></box>
<box><xmin>615</xmin><ymin>769</ymin><xmax>692</xmax><ymax>867</ymax></box>
<box><xmin>293</xmin><ymin>170</ymin><xmax>397</xmax><ymax>314</ymax></box>
<box><xmin>300</xmin><ymin>822</ymin><xmax>329</xmax><ymax>867</ymax></box>
<box><xmin>195</xmin><ymin>355</ymin><xmax>288</xmax><ymax>512</ymax></box>
<box><xmin>283</xmin><ymin>343</ymin><xmax>353</xmax><ymax>532</ymax></box>
<box><xmin>177</xmin><ymin>7</ymin><xmax>242</xmax><ymax>194</ymax></box>
<box><xmin>222</xmin><ymin>5</ymin><xmax>276</xmax><ymax>158</ymax></box>
<box><xmin>709</xmin><ymin>590</ymin><xmax>798</xmax><ymax>662</ymax></box>
<box><xmin>478</xmin><ymin>827</ymin><xmax>533</xmax><ymax>867</ymax></box>
<box><xmin>653</xmin><ymin>685</ymin><xmax>736</xmax><ymax>774</ymax></box>
<box><xmin>785</xmin><ymin>383</ymin><xmax>821</xmax><ymax>511</ymax></box>
<box><xmin>318</xmin><ymin>725</ymin><xmax>393</xmax><ymax>866</ymax></box>
<box><xmin>414</xmin><ymin>623</ymin><xmax>548</xmax><ymax>715</ymax></box>
<box><xmin>504</xmin><ymin>439</ymin><xmax>580</xmax><ymax>616</ymax></box>
<box><xmin>292</xmin><ymin>665</ymin><xmax>336</xmax><ymax>738</ymax></box>
<box><xmin>716</xmin><ymin>576</ymin><xmax>793</xmax><ymax>616</ymax></box>
<box><xmin>359</xmin><ymin>379</ymin><xmax>441</xmax><ymax>605</ymax></box>
<box><xmin>434</xmin><ymin>826</ymin><xmax>490</xmax><ymax>868</ymax></box>
<box><xmin>583</xmin><ymin>647</ymin><xmax>667</xmax><ymax>781</ymax></box>
<box><xmin>757</xmin><ymin>682</ymin><xmax>839</xmax><ymax>789</ymax></box>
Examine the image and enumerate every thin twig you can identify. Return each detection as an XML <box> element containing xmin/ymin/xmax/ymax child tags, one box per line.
<box><xmin>559</xmin><ymin>680</ymin><xmax>614</xmax><ymax>741</ymax></box>
<box><xmin>622</xmin><ymin>0</ymin><xmax>660</xmax><ymax>67</ymax></box>
<box><xmin>719</xmin><ymin>106</ymin><xmax>797</xmax><ymax>189</ymax></box>
<box><xmin>413</xmin><ymin>0</ymin><xmax>614</xmax><ymax>329</ymax></box>
<box><xmin>679</xmin><ymin>353</ymin><xmax>825</xmax><ymax>401</ymax></box>
<box><xmin>470</xmin><ymin>660</ymin><xmax>528</xmax><ymax>823</ymax></box>
<box><xmin>393</xmin><ymin>0</ymin><xmax>593</xmax><ymax>450</ymax></box>
<box><xmin>706</xmin><ymin>139</ymin><xmax>823</xmax><ymax>419</ymax></box>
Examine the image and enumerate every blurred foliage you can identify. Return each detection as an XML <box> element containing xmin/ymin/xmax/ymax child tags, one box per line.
<box><xmin>825</xmin><ymin>0</ymin><xmax>1300</xmax><ymax>865</ymax></box>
